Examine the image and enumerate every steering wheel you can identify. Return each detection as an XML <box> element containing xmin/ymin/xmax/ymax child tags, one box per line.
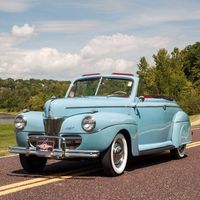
<box><xmin>108</xmin><ymin>91</ymin><xmax>128</xmax><ymax>97</ymax></box>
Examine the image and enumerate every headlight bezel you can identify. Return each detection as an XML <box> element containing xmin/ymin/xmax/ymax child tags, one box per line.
<box><xmin>14</xmin><ymin>115</ymin><xmax>27</xmax><ymax>130</ymax></box>
<box><xmin>81</xmin><ymin>116</ymin><xmax>96</xmax><ymax>133</ymax></box>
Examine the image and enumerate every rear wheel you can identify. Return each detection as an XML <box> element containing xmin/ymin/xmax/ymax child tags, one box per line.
<box><xmin>19</xmin><ymin>154</ymin><xmax>47</xmax><ymax>173</ymax></box>
<box><xmin>101</xmin><ymin>133</ymin><xmax>128</xmax><ymax>176</ymax></box>
<box><xmin>170</xmin><ymin>144</ymin><xmax>186</xmax><ymax>159</ymax></box>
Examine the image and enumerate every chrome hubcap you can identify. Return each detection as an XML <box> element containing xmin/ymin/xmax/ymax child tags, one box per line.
<box><xmin>113</xmin><ymin>139</ymin><xmax>124</xmax><ymax>167</ymax></box>
<box><xmin>178</xmin><ymin>145</ymin><xmax>186</xmax><ymax>156</ymax></box>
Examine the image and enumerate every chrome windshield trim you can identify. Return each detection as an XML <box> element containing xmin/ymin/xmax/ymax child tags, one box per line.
<box><xmin>65</xmin><ymin>105</ymin><xmax>133</xmax><ymax>109</ymax></box>
<box><xmin>95</xmin><ymin>77</ymin><xmax>103</xmax><ymax>96</ymax></box>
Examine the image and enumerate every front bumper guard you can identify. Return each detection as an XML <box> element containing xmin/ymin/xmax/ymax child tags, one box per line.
<box><xmin>9</xmin><ymin>135</ymin><xmax>100</xmax><ymax>159</ymax></box>
<box><xmin>9</xmin><ymin>146</ymin><xmax>100</xmax><ymax>159</ymax></box>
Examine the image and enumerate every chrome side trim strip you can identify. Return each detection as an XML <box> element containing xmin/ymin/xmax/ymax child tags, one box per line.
<box><xmin>94</xmin><ymin>123</ymin><xmax>136</xmax><ymax>133</ymax></box>
<box><xmin>65</xmin><ymin>106</ymin><xmax>133</xmax><ymax>109</ymax></box>
<box><xmin>136</xmin><ymin>105</ymin><xmax>179</xmax><ymax>108</ymax></box>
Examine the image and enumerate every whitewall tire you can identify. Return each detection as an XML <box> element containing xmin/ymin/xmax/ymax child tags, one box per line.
<box><xmin>170</xmin><ymin>144</ymin><xmax>186</xmax><ymax>159</ymax></box>
<box><xmin>101</xmin><ymin>133</ymin><xmax>128</xmax><ymax>176</ymax></box>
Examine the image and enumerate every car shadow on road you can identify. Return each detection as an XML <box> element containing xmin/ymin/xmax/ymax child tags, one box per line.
<box><xmin>126</xmin><ymin>151</ymin><xmax>187</xmax><ymax>172</ymax></box>
<box><xmin>8</xmin><ymin>151</ymin><xmax>187</xmax><ymax>178</ymax></box>
<box><xmin>8</xmin><ymin>159</ymin><xmax>102</xmax><ymax>179</ymax></box>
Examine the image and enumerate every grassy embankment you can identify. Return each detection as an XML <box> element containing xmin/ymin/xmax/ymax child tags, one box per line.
<box><xmin>0</xmin><ymin>114</ymin><xmax>199</xmax><ymax>157</ymax></box>
<box><xmin>0</xmin><ymin>109</ymin><xmax>18</xmax><ymax>115</ymax></box>
<box><xmin>0</xmin><ymin>124</ymin><xmax>15</xmax><ymax>157</ymax></box>
<box><xmin>190</xmin><ymin>114</ymin><xmax>200</xmax><ymax>128</ymax></box>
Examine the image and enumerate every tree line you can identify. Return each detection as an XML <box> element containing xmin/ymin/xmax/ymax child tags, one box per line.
<box><xmin>0</xmin><ymin>79</ymin><xmax>70</xmax><ymax>112</ymax></box>
<box><xmin>0</xmin><ymin>42</ymin><xmax>199</xmax><ymax>114</ymax></box>
<box><xmin>137</xmin><ymin>42</ymin><xmax>200</xmax><ymax>114</ymax></box>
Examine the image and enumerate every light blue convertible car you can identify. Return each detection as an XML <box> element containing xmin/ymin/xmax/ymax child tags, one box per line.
<box><xmin>10</xmin><ymin>73</ymin><xmax>192</xmax><ymax>176</ymax></box>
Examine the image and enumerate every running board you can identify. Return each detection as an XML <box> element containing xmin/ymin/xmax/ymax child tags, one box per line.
<box><xmin>139</xmin><ymin>141</ymin><xmax>173</xmax><ymax>152</ymax></box>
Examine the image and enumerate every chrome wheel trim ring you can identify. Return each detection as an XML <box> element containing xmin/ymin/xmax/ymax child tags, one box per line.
<box><xmin>178</xmin><ymin>144</ymin><xmax>186</xmax><ymax>157</ymax></box>
<box><xmin>111</xmin><ymin>134</ymin><xmax>128</xmax><ymax>174</ymax></box>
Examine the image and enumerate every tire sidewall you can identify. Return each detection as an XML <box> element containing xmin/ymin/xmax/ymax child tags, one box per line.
<box><xmin>110</xmin><ymin>133</ymin><xmax>128</xmax><ymax>175</ymax></box>
<box><xmin>177</xmin><ymin>144</ymin><xmax>186</xmax><ymax>158</ymax></box>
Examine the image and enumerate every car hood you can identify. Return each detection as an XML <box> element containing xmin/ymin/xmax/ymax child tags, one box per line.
<box><xmin>44</xmin><ymin>97</ymin><xmax>133</xmax><ymax>118</ymax></box>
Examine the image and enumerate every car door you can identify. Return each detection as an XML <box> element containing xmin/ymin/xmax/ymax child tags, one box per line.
<box><xmin>136</xmin><ymin>99</ymin><xmax>168</xmax><ymax>151</ymax></box>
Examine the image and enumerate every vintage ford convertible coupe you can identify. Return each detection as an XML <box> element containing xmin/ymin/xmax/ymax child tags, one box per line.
<box><xmin>10</xmin><ymin>73</ymin><xmax>192</xmax><ymax>176</ymax></box>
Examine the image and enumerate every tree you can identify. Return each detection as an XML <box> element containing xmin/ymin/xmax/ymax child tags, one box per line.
<box><xmin>0</xmin><ymin>79</ymin><xmax>70</xmax><ymax>112</ymax></box>
<box><xmin>28</xmin><ymin>95</ymin><xmax>44</xmax><ymax>111</ymax></box>
<box><xmin>182</xmin><ymin>42</ymin><xmax>200</xmax><ymax>87</ymax></box>
<box><xmin>137</xmin><ymin>47</ymin><xmax>200</xmax><ymax>114</ymax></box>
<box><xmin>137</xmin><ymin>57</ymin><xmax>157</xmax><ymax>95</ymax></box>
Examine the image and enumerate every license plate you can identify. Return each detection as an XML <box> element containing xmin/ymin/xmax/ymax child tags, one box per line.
<box><xmin>36</xmin><ymin>140</ymin><xmax>55</xmax><ymax>152</ymax></box>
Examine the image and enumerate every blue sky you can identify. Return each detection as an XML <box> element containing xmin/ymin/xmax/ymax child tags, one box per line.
<box><xmin>0</xmin><ymin>0</ymin><xmax>200</xmax><ymax>80</ymax></box>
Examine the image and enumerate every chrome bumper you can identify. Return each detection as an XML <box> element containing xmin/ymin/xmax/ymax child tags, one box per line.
<box><xmin>9</xmin><ymin>135</ymin><xmax>100</xmax><ymax>159</ymax></box>
<box><xmin>9</xmin><ymin>146</ymin><xmax>100</xmax><ymax>159</ymax></box>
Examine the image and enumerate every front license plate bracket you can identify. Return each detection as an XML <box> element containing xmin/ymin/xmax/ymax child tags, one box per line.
<box><xmin>36</xmin><ymin>140</ymin><xmax>55</xmax><ymax>152</ymax></box>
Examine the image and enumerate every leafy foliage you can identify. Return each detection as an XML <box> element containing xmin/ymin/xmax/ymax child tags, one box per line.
<box><xmin>137</xmin><ymin>42</ymin><xmax>200</xmax><ymax>115</ymax></box>
<box><xmin>0</xmin><ymin>79</ymin><xmax>70</xmax><ymax>112</ymax></box>
<box><xmin>182</xmin><ymin>42</ymin><xmax>200</xmax><ymax>87</ymax></box>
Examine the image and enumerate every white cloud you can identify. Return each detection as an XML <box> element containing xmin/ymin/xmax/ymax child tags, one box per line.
<box><xmin>0</xmin><ymin>47</ymin><xmax>81</xmax><ymax>79</ymax></box>
<box><xmin>22</xmin><ymin>48</ymin><xmax>81</xmax><ymax>72</ymax></box>
<box><xmin>81</xmin><ymin>33</ymin><xmax>169</xmax><ymax>58</ymax></box>
<box><xmin>118</xmin><ymin>5</ymin><xmax>200</xmax><ymax>30</ymax></box>
<box><xmin>12</xmin><ymin>24</ymin><xmax>34</xmax><ymax>37</ymax></box>
<box><xmin>0</xmin><ymin>24</ymin><xmax>35</xmax><ymax>49</ymax></box>
<box><xmin>0</xmin><ymin>0</ymin><xmax>33</xmax><ymax>13</ymax></box>
<box><xmin>0</xmin><ymin>32</ymin><xmax>169</xmax><ymax>79</ymax></box>
<box><xmin>84</xmin><ymin>0</ymin><xmax>131</xmax><ymax>13</ymax></box>
<box><xmin>35</xmin><ymin>20</ymin><xmax>102</xmax><ymax>33</ymax></box>
<box><xmin>0</xmin><ymin>33</ymin><xmax>15</xmax><ymax>48</ymax></box>
<box><xmin>96</xmin><ymin>58</ymin><xmax>134</xmax><ymax>72</ymax></box>
<box><xmin>129</xmin><ymin>11</ymin><xmax>200</xmax><ymax>27</ymax></box>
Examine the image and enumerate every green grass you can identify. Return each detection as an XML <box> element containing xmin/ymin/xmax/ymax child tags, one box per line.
<box><xmin>190</xmin><ymin>114</ymin><xmax>200</xmax><ymax>122</ymax></box>
<box><xmin>192</xmin><ymin>125</ymin><xmax>200</xmax><ymax>129</ymax></box>
<box><xmin>0</xmin><ymin>109</ymin><xmax>18</xmax><ymax>115</ymax></box>
<box><xmin>0</xmin><ymin>124</ymin><xmax>16</xmax><ymax>156</ymax></box>
<box><xmin>190</xmin><ymin>114</ymin><xmax>200</xmax><ymax>128</ymax></box>
<box><xmin>0</xmin><ymin>108</ymin><xmax>7</xmax><ymax>113</ymax></box>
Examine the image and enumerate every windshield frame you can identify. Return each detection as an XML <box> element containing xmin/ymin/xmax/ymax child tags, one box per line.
<box><xmin>66</xmin><ymin>75</ymin><xmax>135</xmax><ymax>98</ymax></box>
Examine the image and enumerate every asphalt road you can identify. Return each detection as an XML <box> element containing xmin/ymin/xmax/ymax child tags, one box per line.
<box><xmin>0</xmin><ymin>129</ymin><xmax>200</xmax><ymax>200</ymax></box>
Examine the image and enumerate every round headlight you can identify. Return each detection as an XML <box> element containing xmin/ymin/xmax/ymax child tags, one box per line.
<box><xmin>82</xmin><ymin>116</ymin><xmax>96</xmax><ymax>133</ymax></box>
<box><xmin>14</xmin><ymin>115</ymin><xmax>27</xmax><ymax>130</ymax></box>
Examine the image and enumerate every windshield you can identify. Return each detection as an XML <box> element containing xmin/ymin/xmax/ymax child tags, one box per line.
<box><xmin>68</xmin><ymin>77</ymin><xmax>133</xmax><ymax>98</ymax></box>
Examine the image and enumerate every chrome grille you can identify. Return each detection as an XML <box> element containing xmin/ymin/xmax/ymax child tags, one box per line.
<box><xmin>62</xmin><ymin>135</ymin><xmax>82</xmax><ymax>150</ymax></box>
<box><xmin>43</xmin><ymin>117</ymin><xmax>64</xmax><ymax>136</ymax></box>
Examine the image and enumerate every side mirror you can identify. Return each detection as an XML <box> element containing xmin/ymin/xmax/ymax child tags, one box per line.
<box><xmin>139</xmin><ymin>96</ymin><xmax>145</xmax><ymax>102</ymax></box>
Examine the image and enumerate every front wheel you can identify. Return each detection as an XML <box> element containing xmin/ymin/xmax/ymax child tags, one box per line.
<box><xmin>170</xmin><ymin>144</ymin><xmax>186</xmax><ymax>159</ymax></box>
<box><xmin>19</xmin><ymin>154</ymin><xmax>47</xmax><ymax>173</ymax></box>
<box><xmin>101</xmin><ymin>133</ymin><xmax>128</xmax><ymax>176</ymax></box>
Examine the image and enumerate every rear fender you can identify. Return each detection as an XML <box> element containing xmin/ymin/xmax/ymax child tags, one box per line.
<box><xmin>169</xmin><ymin>111</ymin><xmax>192</xmax><ymax>147</ymax></box>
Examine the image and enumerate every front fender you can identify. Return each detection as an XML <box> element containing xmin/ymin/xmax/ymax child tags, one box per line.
<box><xmin>17</xmin><ymin>111</ymin><xmax>45</xmax><ymax>132</ymax></box>
<box><xmin>78</xmin><ymin>124</ymin><xmax>137</xmax><ymax>153</ymax></box>
<box><xmin>60</xmin><ymin>112</ymin><xmax>136</xmax><ymax>134</ymax></box>
<box><xmin>15</xmin><ymin>111</ymin><xmax>45</xmax><ymax>147</ymax></box>
<box><xmin>60</xmin><ymin>112</ymin><xmax>138</xmax><ymax>154</ymax></box>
